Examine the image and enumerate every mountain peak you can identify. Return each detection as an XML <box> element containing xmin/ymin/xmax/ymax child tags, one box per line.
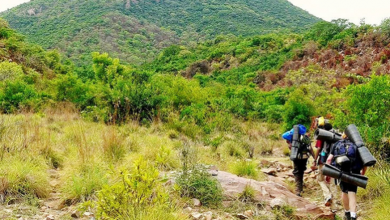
<box><xmin>1</xmin><ymin>0</ymin><xmax>321</xmax><ymax>66</ymax></box>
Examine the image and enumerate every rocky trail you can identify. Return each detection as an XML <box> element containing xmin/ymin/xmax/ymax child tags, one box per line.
<box><xmin>0</xmin><ymin>157</ymin><xmax>367</xmax><ymax>220</ymax></box>
<box><xmin>0</xmin><ymin>169</ymin><xmax>93</xmax><ymax>220</ymax></box>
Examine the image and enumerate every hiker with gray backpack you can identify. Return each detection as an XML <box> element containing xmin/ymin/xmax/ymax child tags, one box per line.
<box><xmin>282</xmin><ymin>124</ymin><xmax>313</xmax><ymax>197</ymax></box>
<box><xmin>323</xmin><ymin>124</ymin><xmax>377</xmax><ymax>220</ymax></box>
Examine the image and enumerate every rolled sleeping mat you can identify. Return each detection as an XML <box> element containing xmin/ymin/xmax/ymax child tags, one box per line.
<box><xmin>322</xmin><ymin>164</ymin><xmax>368</xmax><ymax>189</ymax></box>
<box><xmin>290</xmin><ymin>125</ymin><xmax>300</xmax><ymax>161</ymax></box>
<box><xmin>345</xmin><ymin>124</ymin><xmax>365</xmax><ymax>147</ymax></box>
<box><xmin>345</xmin><ymin>172</ymin><xmax>369</xmax><ymax>189</ymax></box>
<box><xmin>358</xmin><ymin>146</ymin><xmax>377</xmax><ymax>167</ymax></box>
<box><xmin>322</xmin><ymin>164</ymin><xmax>342</xmax><ymax>178</ymax></box>
<box><xmin>315</xmin><ymin>129</ymin><xmax>342</xmax><ymax>143</ymax></box>
<box><xmin>345</xmin><ymin>124</ymin><xmax>377</xmax><ymax>166</ymax></box>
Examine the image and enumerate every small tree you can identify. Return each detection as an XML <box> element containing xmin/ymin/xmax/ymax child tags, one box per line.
<box><xmin>283</xmin><ymin>88</ymin><xmax>315</xmax><ymax>131</ymax></box>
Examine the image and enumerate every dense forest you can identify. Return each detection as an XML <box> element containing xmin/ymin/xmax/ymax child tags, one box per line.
<box><xmin>0</xmin><ymin>0</ymin><xmax>320</xmax><ymax>66</ymax></box>
<box><xmin>0</xmin><ymin>1</ymin><xmax>390</xmax><ymax>219</ymax></box>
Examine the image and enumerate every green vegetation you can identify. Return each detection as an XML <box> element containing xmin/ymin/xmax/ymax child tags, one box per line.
<box><xmin>272</xmin><ymin>204</ymin><xmax>295</xmax><ymax>220</ymax></box>
<box><xmin>231</xmin><ymin>160</ymin><xmax>259</xmax><ymax>179</ymax></box>
<box><xmin>176</xmin><ymin>145</ymin><xmax>223</xmax><ymax>208</ymax></box>
<box><xmin>238</xmin><ymin>184</ymin><xmax>255</xmax><ymax>203</ymax></box>
<box><xmin>1</xmin><ymin>9</ymin><xmax>390</xmax><ymax>219</ymax></box>
<box><xmin>96</xmin><ymin>158</ymin><xmax>180</xmax><ymax>219</ymax></box>
<box><xmin>176</xmin><ymin>166</ymin><xmax>223</xmax><ymax>208</ymax></box>
<box><xmin>0</xmin><ymin>0</ymin><xmax>320</xmax><ymax>66</ymax></box>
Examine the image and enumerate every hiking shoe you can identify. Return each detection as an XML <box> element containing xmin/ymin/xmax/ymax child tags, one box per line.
<box><xmin>351</xmin><ymin>218</ymin><xmax>356</xmax><ymax>220</ymax></box>
<box><xmin>324</xmin><ymin>197</ymin><xmax>332</xmax><ymax>207</ymax></box>
<box><xmin>343</xmin><ymin>212</ymin><xmax>351</xmax><ymax>220</ymax></box>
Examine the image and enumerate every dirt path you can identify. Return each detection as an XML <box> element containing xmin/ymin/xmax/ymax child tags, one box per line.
<box><xmin>0</xmin><ymin>169</ymin><xmax>93</xmax><ymax>220</ymax></box>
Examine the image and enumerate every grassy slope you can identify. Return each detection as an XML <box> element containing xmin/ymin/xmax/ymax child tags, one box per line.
<box><xmin>0</xmin><ymin>110</ymin><xmax>286</xmax><ymax>218</ymax></box>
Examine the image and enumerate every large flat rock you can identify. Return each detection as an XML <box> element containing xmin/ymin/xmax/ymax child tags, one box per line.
<box><xmin>215</xmin><ymin>171</ymin><xmax>334</xmax><ymax>220</ymax></box>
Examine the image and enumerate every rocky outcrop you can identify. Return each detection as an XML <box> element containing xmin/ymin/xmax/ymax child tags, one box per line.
<box><xmin>215</xmin><ymin>171</ymin><xmax>334</xmax><ymax>220</ymax></box>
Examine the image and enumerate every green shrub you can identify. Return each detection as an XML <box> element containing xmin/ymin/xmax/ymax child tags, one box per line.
<box><xmin>358</xmin><ymin>164</ymin><xmax>390</xmax><ymax>220</ymax></box>
<box><xmin>0</xmin><ymin>61</ymin><xmax>24</xmax><ymax>81</ymax></box>
<box><xmin>223</xmin><ymin>141</ymin><xmax>245</xmax><ymax>158</ymax></box>
<box><xmin>0</xmin><ymin>79</ymin><xmax>41</xmax><ymax>113</ymax></box>
<box><xmin>335</xmin><ymin>75</ymin><xmax>390</xmax><ymax>147</ymax></box>
<box><xmin>264</xmin><ymin>105</ymin><xmax>284</xmax><ymax>123</ymax></box>
<box><xmin>238</xmin><ymin>184</ymin><xmax>255</xmax><ymax>202</ymax></box>
<box><xmin>283</xmin><ymin>88</ymin><xmax>315</xmax><ymax>131</ymax></box>
<box><xmin>176</xmin><ymin>165</ymin><xmax>223</xmax><ymax>207</ymax></box>
<box><xmin>102</xmin><ymin>128</ymin><xmax>126</xmax><ymax>162</ymax></box>
<box><xmin>62</xmin><ymin>163</ymin><xmax>108</xmax><ymax>203</ymax></box>
<box><xmin>273</xmin><ymin>204</ymin><xmax>295</xmax><ymax>220</ymax></box>
<box><xmin>231</xmin><ymin>160</ymin><xmax>258</xmax><ymax>179</ymax></box>
<box><xmin>40</xmin><ymin>146</ymin><xmax>63</xmax><ymax>169</ymax></box>
<box><xmin>155</xmin><ymin>145</ymin><xmax>179</xmax><ymax>171</ymax></box>
<box><xmin>0</xmin><ymin>156</ymin><xmax>49</xmax><ymax>200</ymax></box>
<box><xmin>96</xmin><ymin>157</ymin><xmax>174</xmax><ymax>219</ymax></box>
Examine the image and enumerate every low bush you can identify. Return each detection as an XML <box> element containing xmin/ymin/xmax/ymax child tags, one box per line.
<box><xmin>95</xmin><ymin>157</ymin><xmax>177</xmax><ymax>219</ymax></box>
<box><xmin>231</xmin><ymin>160</ymin><xmax>258</xmax><ymax>179</ymax></box>
<box><xmin>62</xmin><ymin>163</ymin><xmax>108</xmax><ymax>203</ymax></box>
<box><xmin>272</xmin><ymin>204</ymin><xmax>295</xmax><ymax>220</ymax></box>
<box><xmin>0</xmin><ymin>156</ymin><xmax>49</xmax><ymax>200</ymax></box>
<box><xmin>155</xmin><ymin>145</ymin><xmax>179</xmax><ymax>171</ymax></box>
<box><xmin>359</xmin><ymin>163</ymin><xmax>390</xmax><ymax>219</ymax></box>
<box><xmin>282</xmin><ymin>88</ymin><xmax>315</xmax><ymax>131</ymax></box>
<box><xmin>238</xmin><ymin>184</ymin><xmax>255</xmax><ymax>202</ymax></box>
<box><xmin>176</xmin><ymin>165</ymin><xmax>223</xmax><ymax>207</ymax></box>
<box><xmin>223</xmin><ymin>141</ymin><xmax>245</xmax><ymax>158</ymax></box>
<box><xmin>102</xmin><ymin>127</ymin><xmax>126</xmax><ymax>162</ymax></box>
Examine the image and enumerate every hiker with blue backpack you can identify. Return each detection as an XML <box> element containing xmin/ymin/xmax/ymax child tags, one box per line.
<box><xmin>282</xmin><ymin>124</ymin><xmax>313</xmax><ymax>197</ymax></box>
<box><xmin>326</xmin><ymin>132</ymin><xmax>367</xmax><ymax>220</ymax></box>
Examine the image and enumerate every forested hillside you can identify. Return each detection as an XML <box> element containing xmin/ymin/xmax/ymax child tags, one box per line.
<box><xmin>1</xmin><ymin>12</ymin><xmax>390</xmax><ymax>219</ymax></box>
<box><xmin>0</xmin><ymin>0</ymin><xmax>320</xmax><ymax>66</ymax></box>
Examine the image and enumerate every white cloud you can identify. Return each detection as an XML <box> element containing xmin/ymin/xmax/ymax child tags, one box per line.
<box><xmin>288</xmin><ymin>0</ymin><xmax>390</xmax><ymax>25</ymax></box>
<box><xmin>0</xmin><ymin>0</ymin><xmax>30</xmax><ymax>13</ymax></box>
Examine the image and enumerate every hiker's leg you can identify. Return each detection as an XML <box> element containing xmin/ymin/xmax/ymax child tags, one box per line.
<box><xmin>294</xmin><ymin>174</ymin><xmax>303</xmax><ymax>196</ymax></box>
<box><xmin>318</xmin><ymin>164</ymin><xmax>332</xmax><ymax>199</ymax></box>
<box><xmin>293</xmin><ymin>159</ymin><xmax>307</xmax><ymax>196</ymax></box>
<box><xmin>348</xmin><ymin>192</ymin><xmax>357</xmax><ymax>213</ymax></box>
<box><xmin>342</xmin><ymin>192</ymin><xmax>349</xmax><ymax>211</ymax></box>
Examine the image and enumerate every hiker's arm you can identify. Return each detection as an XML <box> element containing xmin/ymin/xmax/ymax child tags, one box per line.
<box><xmin>309</xmin><ymin>145</ymin><xmax>315</xmax><ymax>159</ymax></box>
<box><xmin>286</xmin><ymin>140</ymin><xmax>292</xmax><ymax>150</ymax></box>
<box><xmin>312</xmin><ymin>140</ymin><xmax>323</xmax><ymax>165</ymax></box>
<box><xmin>326</xmin><ymin>154</ymin><xmax>334</xmax><ymax>165</ymax></box>
<box><xmin>361</xmin><ymin>166</ymin><xmax>367</xmax><ymax>175</ymax></box>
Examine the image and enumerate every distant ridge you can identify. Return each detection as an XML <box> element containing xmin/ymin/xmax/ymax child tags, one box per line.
<box><xmin>0</xmin><ymin>0</ymin><xmax>321</xmax><ymax>65</ymax></box>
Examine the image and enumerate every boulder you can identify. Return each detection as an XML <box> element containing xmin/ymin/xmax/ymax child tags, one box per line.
<box><xmin>193</xmin><ymin>198</ymin><xmax>201</xmax><ymax>207</ymax></box>
<box><xmin>244</xmin><ymin>210</ymin><xmax>253</xmax><ymax>217</ymax></box>
<box><xmin>214</xmin><ymin>171</ymin><xmax>335</xmax><ymax>220</ymax></box>
<box><xmin>46</xmin><ymin>215</ymin><xmax>55</xmax><ymax>220</ymax></box>
<box><xmin>191</xmin><ymin>212</ymin><xmax>203</xmax><ymax>220</ymax></box>
<box><xmin>261</xmin><ymin>168</ymin><xmax>277</xmax><ymax>176</ymax></box>
<box><xmin>259</xmin><ymin>160</ymin><xmax>271</xmax><ymax>167</ymax></box>
<box><xmin>203</xmin><ymin>211</ymin><xmax>213</xmax><ymax>220</ymax></box>
<box><xmin>183</xmin><ymin>207</ymin><xmax>192</xmax><ymax>213</ymax></box>
<box><xmin>234</xmin><ymin>213</ymin><xmax>248</xmax><ymax>219</ymax></box>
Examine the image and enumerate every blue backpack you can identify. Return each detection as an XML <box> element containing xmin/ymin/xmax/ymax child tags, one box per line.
<box><xmin>332</xmin><ymin>139</ymin><xmax>362</xmax><ymax>172</ymax></box>
<box><xmin>282</xmin><ymin>124</ymin><xmax>306</xmax><ymax>142</ymax></box>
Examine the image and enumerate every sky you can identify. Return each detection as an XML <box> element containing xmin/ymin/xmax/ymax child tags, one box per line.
<box><xmin>0</xmin><ymin>0</ymin><xmax>389</xmax><ymax>25</ymax></box>
<box><xmin>0</xmin><ymin>0</ymin><xmax>30</xmax><ymax>12</ymax></box>
<box><xmin>287</xmin><ymin>0</ymin><xmax>389</xmax><ymax>25</ymax></box>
